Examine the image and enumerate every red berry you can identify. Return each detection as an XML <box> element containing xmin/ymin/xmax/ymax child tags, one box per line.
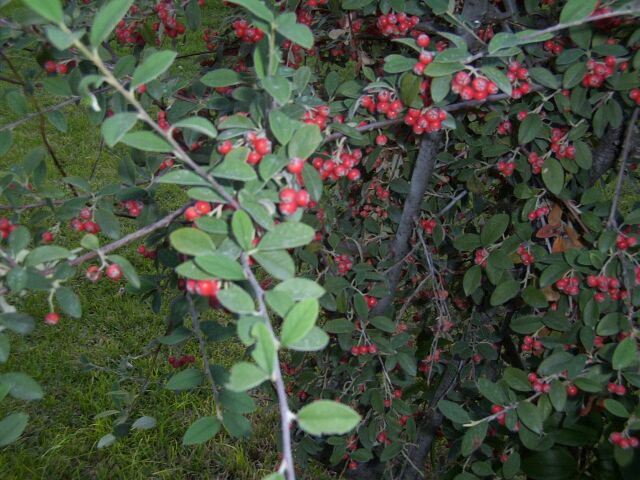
<box><xmin>416</xmin><ymin>34</ymin><xmax>431</xmax><ymax>48</ymax></box>
<box><xmin>44</xmin><ymin>312</ymin><xmax>60</xmax><ymax>325</ymax></box>
<box><xmin>194</xmin><ymin>201</ymin><xmax>212</xmax><ymax>215</ymax></box>
<box><xmin>184</xmin><ymin>206</ymin><xmax>199</xmax><ymax>222</ymax></box>
<box><xmin>295</xmin><ymin>190</ymin><xmax>310</xmax><ymax>207</ymax></box>
<box><xmin>287</xmin><ymin>158</ymin><xmax>305</xmax><ymax>174</ymax></box>
<box><xmin>106</xmin><ymin>263</ymin><xmax>123</xmax><ymax>281</ymax></box>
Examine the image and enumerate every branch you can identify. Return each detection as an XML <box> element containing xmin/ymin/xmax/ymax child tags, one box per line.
<box><xmin>607</xmin><ymin>108</ymin><xmax>639</xmax><ymax>229</ymax></box>
<box><xmin>323</xmin><ymin>85</ymin><xmax>543</xmax><ymax>143</ymax></box>
<box><xmin>370</xmin><ymin>133</ymin><xmax>442</xmax><ymax>316</ymax></box>
<box><xmin>240</xmin><ymin>254</ymin><xmax>296</xmax><ymax>480</ymax></box>
<box><xmin>589</xmin><ymin>125</ymin><xmax>624</xmax><ymax>185</ymax></box>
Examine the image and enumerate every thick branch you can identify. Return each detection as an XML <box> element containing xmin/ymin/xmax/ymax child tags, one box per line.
<box><xmin>607</xmin><ymin>108</ymin><xmax>640</xmax><ymax>229</ymax></box>
<box><xmin>370</xmin><ymin>133</ymin><xmax>442</xmax><ymax>316</ymax></box>
<box><xmin>589</xmin><ymin>126</ymin><xmax>624</xmax><ymax>185</ymax></box>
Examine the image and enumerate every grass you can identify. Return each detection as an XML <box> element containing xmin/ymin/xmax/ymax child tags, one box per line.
<box><xmin>0</xmin><ymin>2</ymin><xmax>333</xmax><ymax>479</ymax></box>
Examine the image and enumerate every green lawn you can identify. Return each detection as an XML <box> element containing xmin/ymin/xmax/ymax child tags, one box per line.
<box><xmin>0</xmin><ymin>2</ymin><xmax>334</xmax><ymax>479</ymax></box>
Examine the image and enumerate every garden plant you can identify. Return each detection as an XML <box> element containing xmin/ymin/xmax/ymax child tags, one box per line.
<box><xmin>1</xmin><ymin>0</ymin><xmax>640</xmax><ymax>479</ymax></box>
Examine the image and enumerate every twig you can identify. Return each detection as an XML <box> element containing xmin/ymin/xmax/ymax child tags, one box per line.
<box><xmin>607</xmin><ymin>108</ymin><xmax>639</xmax><ymax>229</ymax></box>
<box><xmin>187</xmin><ymin>293</ymin><xmax>222</xmax><ymax>418</ymax></box>
<box><xmin>437</xmin><ymin>190</ymin><xmax>467</xmax><ymax>216</ymax></box>
<box><xmin>0</xmin><ymin>96</ymin><xmax>83</xmax><ymax>132</ymax></box>
<box><xmin>240</xmin><ymin>254</ymin><xmax>296</xmax><ymax>480</ymax></box>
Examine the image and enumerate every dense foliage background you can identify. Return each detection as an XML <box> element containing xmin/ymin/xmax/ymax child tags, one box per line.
<box><xmin>1</xmin><ymin>0</ymin><xmax>640</xmax><ymax>479</ymax></box>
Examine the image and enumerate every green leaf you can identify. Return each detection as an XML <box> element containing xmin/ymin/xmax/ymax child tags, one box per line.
<box><xmin>106</xmin><ymin>254</ymin><xmax>140</xmax><ymax>288</ymax></box>
<box><xmin>213</xmin><ymin>159</ymin><xmax>257</xmax><ymax>181</ymax></box>
<box><xmin>165</xmin><ymin>368</ymin><xmax>204</xmax><ymax>391</ymax></box>
<box><xmin>253</xmin><ymin>250</ymin><xmax>295</xmax><ymax>280</ymax></box>
<box><xmin>25</xmin><ymin>246</ymin><xmax>70</xmax><ymax>266</ymax></box>
<box><xmin>121</xmin><ymin>131</ymin><xmax>172</xmax><ymax>152</ymax></box>
<box><xmin>490</xmin><ymin>279</ymin><xmax>520</xmax><ymax>306</ymax></box>
<box><xmin>481</xmin><ymin>67</ymin><xmax>512</xmax><ymax>96</ymax></box>
<box><xmin>261</xmin><ymin>76</ymin><xmax>292</xmax><ymax>105</ymax></box>
<box><xmin>438</xmin><ymin>399</ymin><xmax>472</xmax><ymax>424</ymax></box>
<box><xmin>480</xmin><ymin>214</ymin><xmax>509</xmax><ymax>245</ymax></box>
<box><xmin>131</xmin><ymin>50</ymin><xmax>177</xmax><ymax>88</ymax></box>
<box><xmin>288</xmin><ymin>326</ymin><xmax>329</xmax><ymax>352</ymax></box>
<box><xmin>194</xmin><ymin>255</ymin><xmax>245</xmax><ymax>280</ymax></box>
<box><xmin>297</xmin><ymin>400</ymin><xmax>360</xmax><ymax>435</ymax></box>
<box><xmin>383</xmin><ymin>54</ymin><xmax>416</xmax><ymax>73</ymax></box>
<box><xmin>521</xmin><ymin>448</ymin><xmax>577</xmax><ymax>480</ymax></box>
<box><xmin>258</xmin><ymin>222</ymin><xmax>314</xmax><ymax>251</ymax></box>
<box><xmin>603</xmin><ymin>399</ymin><xmax>629</xmax><ymax>417</ymax></box>
<box><xmin>0</xmin><ymin>372</ymin><xmax>43</xmax><ymax>400</ymax></box>
<box><xmin>94</xmin><ymin>209</ymin><xmax>120</xmax><ymax>239</ymax></box>
<box><xmin>275</xmin><ymin>12</ymin><xmax>314</xmax><ymax>49</ymax></box>
<box><xmin>0</xmin><ymin>412</ymin><xmax>28</xmax><ymax>447</ymax></box>
<box><xmin>477</xmin><ymin>377</ymin><xmax>507</xmax><ymax>404</ymax></box>
<box><xmin>517</xmin><ymin>402</ymin><xmax>543</xmax><ymax>434</ymax></box>
<box><xmin>452</xmin><ymin>233</ymin><xmax>481</xmax><ymax>251</ymax></box>
<box><xmin>131</xmin><ymin>416</ymin><xmax>157</xmax><ymax>430</ymax></box>
<box><xmin>251</xmin><ymin>322</ymin><xmax>276</xmax><ymax>374</ymax></box>
<box><xmin>228</xmin><ymin>0</ymin><xmax>274</xmax><ymax>22</ymax></box>
<box><xmin>101</xmin><ymin>113</ymin><xmax>138</xmax><ymax>147</ymax></box>
<box><xmin>280</xmin><ymin>298</ymin><xmax>319</xmax><ymax>347</ymax></box>
<box><xmin>226</xmin><ymin>362</ymin><xmax>268</xmax><ymax>391</ymax></box>
<box><xmin>172</xmin><ymin>117</ymin><xmax>218</xmax><ymax>138</ymax></box>
<box><xmin>542</xmin><ymin>158</ymin><xmax>564</xmax><ymax>195</ymax></box>
<box><xmin>518</xmin><ymin>114</ymin><xmax>543</xmax><ymax>144</ymax></box>
<box><xmin>217</xmin><ymin>284</ymin><xmax>255</xmax><ymax>313</ymax></box>
<box><xmin>45</xmin><ymin>26</ymin><xmax>83</xmax><ymax>50</ymax></box>
<box><xmin>273</xmin><ymin>278</ymin><xmax>325</xmax><ymax>300</ymax></box>
<box><xmin>503</xmin><ymin>368</ymin><xmax>533</xmax><ymax>391</ymax></box>
<box><xmin>55</xmin><ymin>287</ymin><xmax>82</xmax><ymax>318</ymax></box>
<box><xmin>529</xmin><ymin>67</ymin><xmax>560</xmax><ymax>89</ymax></box>
<box><xmin>268</xmin><ymin>111</ymin><xmax>297</xmax><ymax>146</ymax></box>
<box><xmin>90</xmin><ymin>0</ymin><xmax>134</xmax><ymax>47</ymax></box>
<box><xmin>288</xmin><ymin>124</ymin><xmax>322</xmax><ymax>160</ymax></box>
<box><xmin>183</xmin><ymin>416</ymin><xmax>221</xmax><ymax>445</ymax></box>
<box><xmin>370</xmin><ymin>316</ymin><xmax>395</xmax><ymax>333</ymax></box>
<box><xmin>232</xmin><ymin>210</ymin><xmax>254</xmax><ymax>251</ymax></box>
<box><xmin>201</xmin><ymin>68</ymin><xmax>241</xmax><ymax>87</ymax></box>
<box><xmin>538</xmin><ymin>351</ymin><xmax>572</xmax><ymax>376</ymax></box>
<box><xmin>23</xmin><ymin>0</ymin><xmax>63</xmax><ymax>23</ymax></box>
<box><xmin>549</xmin><ymin>381</ymin><xmax>567</xmax><ymax>411</ymax></box>
<box><xmin>563</xmin><ymin>63</ymin><xmax>587</xmax><ymax>89</ymax></box>
<box><xmin>425</xmin><ymin>62</ymin><xmax>464</xmax><ymax>77</ymax></box>
<box><xmin>430</xmin><ymin>75</ymin><xmax>451</xmax><ymax>103</ymax></box>
<box><xmin>461</xmin><ymin>422</ymin><xmax>488</xmax><ymax>456</ymax></box>
<box><xmin>612</xmin><ymin>336</ymin><xmax>636</xmax><ymax>370</ymax></box>
<box><xmin>560</xmin><ymin>0</ymin><xmax>598</xmax><ymax>24</ymax></box>
<box><xmin>170</xmin><ymin>228</ymin><xmax>216</xmax><ymax>256</ymax></box>
<box><xmin>0</xmin><ymin>333</ymin><xmax>9</xmax><ymax>363</ymax></box>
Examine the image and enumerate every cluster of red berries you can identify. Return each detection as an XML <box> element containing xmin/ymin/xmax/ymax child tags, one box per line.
<box><xmin>184</xmin><ymin>201</ymin><xmax>213</xmax><ymax>222</ymax></box>
<box><xmin>153</xmin><ymin>1</ymin><xmax>187</xmax><ymax>39</ymax></box>
<box><xmin>630</xmin><ymin>88</ymin><xmax>640</xmax><ymax>106</ymax></box>
<box><xmin>490</xmin><ymin>404</ymin><xmax>508</xmax><ymax>425</ymax></box>
<box><xmin>282</xmin><ymin>39</ymin><xmax>308</xmax><ymax>68</ymax></box>
<box><xmin>44</xmin><ymin>60</ymin><xmax>73</xmax><ymax>75</ymax></box>
<box><xmin>168</xmin><ymin>354</ymin><xmax>195</xmax><ymax>368</ymax></box>
<box><xmin>548</xmin><ymin>127</ymin><xmax>576</xmax><ymax>160</ymax></box>
<box><xmin>582</xmin><ymin>57</ymin><xmax>616</xmax><ymax>88</ymax></box>
<box><xmin>0</xmin><ymin>218</ymin><xmax>17</xmax><ymax>240</ymax></box>
<box><xmin>616</xmin><ymin>233</ymin><xmax>637</xmax><ymax>250</ymax></box>
<box><xmin>517</xmin><ymin>245</ymin><xmax>535</xmax><ymax>266</ymax></box>
<box><xmin>186</xmin><ymin>278</ymin><xmax>221</xmax><ymax>297</ymax></box>
<box><xmin>361</xmin><ymin>91</ymin><xmax>405</xmax><ymax>120</ymax></box>
<box><xmin>44</xmin><ymin>312</ymin><xmax>60</xmax><ymax>326</ymax></box>
<box><xmin>506</xmin><ymin>61</ymin><xmax>532</xmax><ymax>99</ymax></box>
<box><xmin>412</xmin><ymin>50</ymin><xmax>434</xmax><ymax>76</ymax></box>
<box><xmin>202</xmin><ymin>28</ymin><xmax>219</xmax><ymax>51</ymax></box>
<box><xmin>158</xmin><ymin>157</ymin><xmax>175</xmax><ymax>172</ymax></box>
<box><xmin>302</xmin><ymin>105</ymin><xmax>331</xmax><ymax>130</ymax></box>
<box><xmin>474</xmin><ymin>248</ymin><xmax>489</xmax><ymax>268</ymax></box>
<box><xmin>418</xmin><ymin>349</ymin><xmax>441</xmax><ymax>374</ymax></box>
<box><xmin>157</xmin><ymin>110</ymin><xmax>170</xmax><ymax>131</ymax></box>
<box><xmin>376</xmin><ymin>12</ymin><xmax>420</xmax><ymax>37</ymax></box>
<box><xmin>218</xmin><ymin>132</ymin><xmax>272</xmax><ymax>166</ymax></box>
<box><xmin>404</xmin><ymin>107</ymin><xmax>447</xmax><ymax>134</ymax></box>
<box><xmin>497</xmin><ymin>161</ymin><xmax>515</xmax><ymax>176</ymax></box>
<box><xmin>526</xmin><ymin>373</ymin><xmax>551</xmax><ymax>393</ymax></box>
<box><xmin>497</xmin><ymin>120</ymin><xmax>512</xmax><ymax>135</ymax></box>
<box><xmin>521</xmin><ymin>335</ymin><xmax>544</xmax><ymax>354</ymax></box>
<box><xmin>121</xmin><ymin>199</ymin><xmax>144</xmax><ymax>217</ymax></box>
<box><xmin>355</xmin><ymin>203</ymin><xmax>388</xmax><ymax>220</ymax></box>
<box><xmin>336</xmin><ymin>255</ymin><xmax>353</xmax><ymax>275</ymax></box>
<box><xmin>477</xmin><ymin>25</ymin><xmax>494</xmax><ymax>42</ymax></box>
<box><xmin>609</xmin><ymin>432</ymin><xmax>639</xmax><ymax>449</ymax></box>
<box><xmin>527</xmin><ymin>205</ymin><xmax>550</xmax><ymax>221</ymax></box>
<box><xmin>420</xmin><ymin>218</ymin><xmax>437</xmax><ymax>234</ymax></box>
<box><xmin>543</xmin><ymin>39</ymin><xmax>565</xmax><ymax>55</ymax></box>
<box><xmin>451</xmin><ymin>72</ymin><xmax>499</xmax><ymax>101</ymax></box>
<box><xmin>232</xmin><ymin>19</ymin><xmax>264</xmax><ymax>43</ymax></box>
<box><xmin>311</xmin><ymin>150</ymin><xmax>362</xmax><ymax>182</ymax></box>
<box><xmin>555</xmin><ymin>276</ymin><xmax>580</xmax><ymax>296</ymax></box>
<box><xmin>586</xmin><ymin>275</ymin><xmax>627</xmax><ymax>303</ymax></box>
<box><xmin>279</xmin><ymin>188</ymin><xmax>310</xmax><ymax>215</ymax></box>
<box><xmin>607</xmin><ymin>382</ymin><xmax>627</xmax><ymax>395</ymax></box>
<box><xmin>350</xmin><ymin>343</ymin><xmax>379</xmax><ymax>356</ymax></box>
<box><xmin>137</xmin><ymin>244</ymin><xmax>157</xmax><ymax>260</ymax></box>
<box><xmin>115</xmin><ymin>5</ymin><xmax>145</xmax><ymax>46</ymax></box>
<box><xmin>296</xmin><ymin>9</ymin><xmax>314</xmax><ymax>27</ymax></box>
<box><xmin>70</xmin><ymin>208</ymin><xmax>101</xmax><ymax>234</ymax></box>
<box><xmin>376</xmin><ymin>431</ymin><xmax>392</xmax><ymax>445</ymax></box>
<box><xmin>526</xmin><ymin>151</ymin><xmax>545</xmax><ymax>174</ymax></box>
